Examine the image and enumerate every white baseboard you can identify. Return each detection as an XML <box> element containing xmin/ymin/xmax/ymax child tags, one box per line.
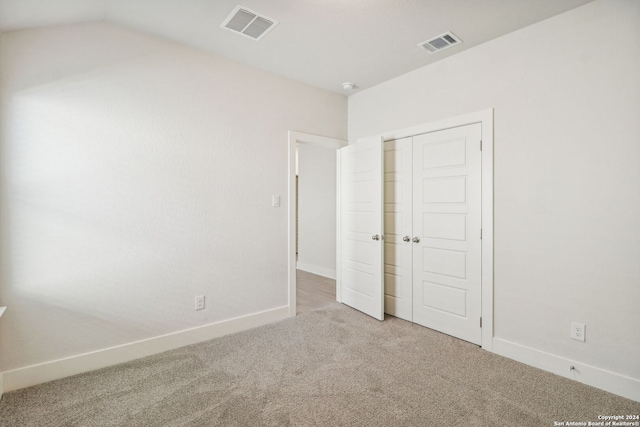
<box><xmin>492</xmin><ymin>337</ymin><xmax>640</xmax><ymax>402</ymax></box>
<box><xmin>296</xmin><ymin>262</ymin><xmax>336</xmax><ymax>280</ymax></box>
<box><xmin>1</xmin><ymin>305</ymin><xmax>289</xmax><ymax>393</ymax></box>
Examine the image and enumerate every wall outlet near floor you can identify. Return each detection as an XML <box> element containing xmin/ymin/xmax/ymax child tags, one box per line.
<box><xmin>571</xmin><ymin>322</ymin><xmax>585</xmax><ymax>342</ymax></box>
<box><xmin>195</xmin><ymin>295</ymin><xmax>205</xmax><ymax>311</ymax></box>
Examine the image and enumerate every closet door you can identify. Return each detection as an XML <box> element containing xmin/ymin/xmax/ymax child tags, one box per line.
<box><xmin>337</xmin><ymin>137</ymin><xmax>384</xmax><ymax>320</ymax></box>
<box><xmin>412</xmin><ymin>124</ymin><xmax>482</xmax><ymax>345</ymax></box>
<box><xmin>383</xmin><ymin>138</ymin><xmax>413</xmax><ymax>321</ymax></box>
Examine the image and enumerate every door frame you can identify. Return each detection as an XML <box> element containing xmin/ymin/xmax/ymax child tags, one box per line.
<box><xmin>354</xmin><ymin>109</ymin><xmax>494</xmax><ymax>350</ymax></box>
<box><xmin>287</xmin><ymin>131</ymin><xmax>347</xmax><ymax>318</ymax></box>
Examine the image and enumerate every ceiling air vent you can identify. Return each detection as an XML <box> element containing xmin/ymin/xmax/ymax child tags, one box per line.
<box><xmin>221</xmin><ymin>5</ymin><xmax>278</xmax><ymax>41</ymax></box>
<box><xmin>418</xmin><ymin>31</ymin><xmax>462</xmax><ymax>54</ymax></box>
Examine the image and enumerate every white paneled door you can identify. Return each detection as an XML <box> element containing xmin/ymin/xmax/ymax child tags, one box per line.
<box><xmin>339</xmin><ymin>124</ymin><xmax>482</xmax><ymax>341</ymax></box>
<box><xmin>337</xmin><ymin>137</ymin><xmax>384</xmax><ymax>320</ymax></box>
<box><xmin>412</xmin><ymin>124</ymin><xmax>482</xmax><ymax>344</ymax></box>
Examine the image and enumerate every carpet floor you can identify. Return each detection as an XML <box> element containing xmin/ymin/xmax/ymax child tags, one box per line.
<box><xmin>0</xmin><ymin>303</ymin><xmax>638</xmax><ymax>426</ymax></box>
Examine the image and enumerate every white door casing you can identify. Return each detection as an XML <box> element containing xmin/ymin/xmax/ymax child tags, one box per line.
<box><xmin>412</xmin><ymin>123</ymin><xmax>482</xmax><ymax>345</ymax></box>
<box><xmin>383</xmin><ymin>138</ymin><xmax>413</xmax><ymax>321</ymax></box>
<box><xmin>337</xmin><ymin>136</ymin><xmax>384</xmax><ymax>320</ymax></box>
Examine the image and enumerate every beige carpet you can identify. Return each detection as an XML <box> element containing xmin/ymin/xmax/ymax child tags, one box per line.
<box><xmin>0</xmin><ymin>303</ymin><xmax>638</xmax><ymax>426</ymax></box>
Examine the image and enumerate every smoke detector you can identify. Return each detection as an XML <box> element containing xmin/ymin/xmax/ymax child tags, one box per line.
<box><xmin>221</xmin><ymin>5</ymin><xmax>278</xmax><ymax>41</ymax></box>
<box><xmin>418</xmin><ymin>31</ymin><xmax>462</xmax><ymax>54</ymax></box>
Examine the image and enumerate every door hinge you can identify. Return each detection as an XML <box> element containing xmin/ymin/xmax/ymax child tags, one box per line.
<box><xmin>480</xmin><ymin>229</ymin><xmax>482</xmax><ymax>239</ymax></box>
<box><xmin>480</xmin><ymin>317</ymin><xmax>482</xmax><ymax>328</ymax></box>
<box><xmin>480</xmin><ymin>140</ymin><xmax>483</xmax><ymax>151</ymax></box>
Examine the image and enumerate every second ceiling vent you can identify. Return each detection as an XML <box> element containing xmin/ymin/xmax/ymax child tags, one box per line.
<box><xmin>418</xmin><ymin>31</ymin><xmax>462</xmax><ymax>54</ymax></box>
<box><xmin>221</xmin><ymin>5</ymin><xmax>278</xmax><ymax>41</ymax></box>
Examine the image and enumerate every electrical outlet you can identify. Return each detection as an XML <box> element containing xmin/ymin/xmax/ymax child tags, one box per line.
<box><xmin>571</xmin><ymin>322</ymin><xmax>585</xmax><ymax>342</ymax></box>
<box><xmin>195</xmin><ymin>295</ymin><xmax>205</xmax><ymax>311</ymax></box>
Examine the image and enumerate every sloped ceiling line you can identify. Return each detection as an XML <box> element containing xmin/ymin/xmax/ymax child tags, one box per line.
<box><xmin>0</xmin><ymin>0</ymin><xmax>595</xmax><ymax>93</ymax></box>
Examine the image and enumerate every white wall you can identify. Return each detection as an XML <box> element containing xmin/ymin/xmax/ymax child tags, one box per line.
<box><xmin>297</xmin><ymin>142</ymin><xmax>337</xmax><ymax>279</ymax></box>
<box><xmin>349</xmin><ymin>0</ymin><xmax>640</xmax><ymax>397</ymax></box>
<box><xmin>0</xmin><ymin>22</ymin><xmax>346</xmax><ymax>373</ymax></box>
<box><xmin>0</xmin><ymin>0</ymin><xmax>106</xmax><ymax>31</ymax></box>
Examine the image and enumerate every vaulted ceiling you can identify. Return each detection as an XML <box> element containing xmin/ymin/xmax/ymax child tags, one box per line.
<box><xmin>0</xmin><ymin>0</ymin><xmax>595</xmax><ymax>93</ymax></box>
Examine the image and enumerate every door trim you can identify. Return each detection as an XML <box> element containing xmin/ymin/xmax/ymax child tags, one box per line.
<box><xmin>365</xmin><ymin>109</ymin><xmax>494</xmax><ymax>350</ymax></box>
<box><xmin>287</xmin><ymin>131</ymin><xmax>347</xmax><ymax>318</ymax></box>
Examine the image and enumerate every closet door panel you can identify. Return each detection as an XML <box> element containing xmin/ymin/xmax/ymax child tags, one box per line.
<box><xmin>338</xmin><ymin>137</ymin><xmax>384</xmax><ymax>320</ymax></box>
<box><xmin>412</xmin><ymin>124</ymin><xmax>482</xmax><ymax>345</ymax></box>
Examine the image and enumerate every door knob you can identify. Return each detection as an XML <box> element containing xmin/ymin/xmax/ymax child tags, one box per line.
<box><xmin>372</xmin><ymin>234</ymin><xmax>380</xmax><ymax>241</ymax></box>
<box><xmin>403</xmin><ymin>236</ymin><xmax>411</xmax><ymax>242</ymax></box>
<box><xmin>412</xmin><ymin>237</ymin><xmax>420</xmax><ymax>243</ymax></box>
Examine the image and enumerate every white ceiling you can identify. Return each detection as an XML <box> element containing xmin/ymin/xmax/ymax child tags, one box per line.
<box><xmin>0</xmin><ymin>0</ymin><xmax>595</xmax><ymax>93</ymax></box>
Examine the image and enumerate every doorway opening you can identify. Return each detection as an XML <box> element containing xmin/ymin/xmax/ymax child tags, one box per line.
<box><xmin>287</xmin><ymin>131</ymin><xmax>347</xmax><ymax>317</ymax></box>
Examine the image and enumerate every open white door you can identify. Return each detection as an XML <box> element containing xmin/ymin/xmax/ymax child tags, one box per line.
<box><xmin>337</xmin><ymin>136</ymin><xmax>384</xmax><ymax>320</ymax></box>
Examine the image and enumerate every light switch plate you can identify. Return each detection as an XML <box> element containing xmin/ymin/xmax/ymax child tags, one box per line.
<box><xmin>272</xmin><ymin>195</ymin><xmax>280</xmax><ymax>207</ymax></box>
